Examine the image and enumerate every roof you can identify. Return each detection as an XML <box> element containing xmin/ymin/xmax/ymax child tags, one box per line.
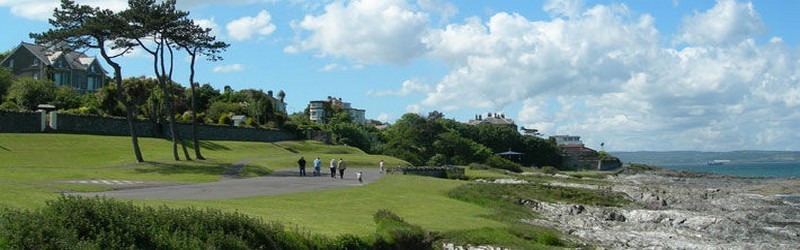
<box><xmin>7</xmin><ymin>42</ymin><xmax>103</xmax><ymax>72</ymax></box>
<box><xmin>497</xmin><ymin>151</ymin><xmax>524</xmax><ymax>156</ymax></box>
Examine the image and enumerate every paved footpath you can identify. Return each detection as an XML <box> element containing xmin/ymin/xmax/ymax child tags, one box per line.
<box><xmin>78</xmin><ymin>167</ymin><xmax>384</xmax><ymax>200</ymax></box>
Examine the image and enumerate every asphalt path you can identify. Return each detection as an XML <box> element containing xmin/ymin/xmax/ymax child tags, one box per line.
<box><xmin>78</xmin><ymin>167</ymin><xmax>384</xmax><ymax>200</ymax></box>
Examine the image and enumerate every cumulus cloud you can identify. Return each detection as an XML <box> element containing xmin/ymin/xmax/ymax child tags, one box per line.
<box><xmin>676</xmin><ymin>0</ymin><xmax>764</xmax><ymax>46</ymax></box>
<box><xmin>0</xmin><ymin>0</ymin><xmax>127</xmax><ymax>20</ymax></box>
<box><xmin>417</xmin><ymin>0</ymin><xmax>457</xmax><ymax>20</ymax></box>
<box><xmin>416</xmin><ymin>0</ymin><xmax>800</xmax><ymax>151</ymax></box>
<box><xmin>288</xmin><ymin>0</ymin><xmax>430</xmax><ymax>64</ymax></box>
<box><xmin>195</xmin><ymin>17</ymin><xmax>222</xmax><ymax>38</ymax></box>
<box><xmin>226</xmin><ymin>10</ymin><xmax>276</xmax><ymax>41</ymax></box>
<box><xmin>213</xmin><ymin>64</ymin><xmax>244</xmax><ymax>73</ymax></box>
<box><xmin>369</xmin><ymin>79</ymin><xmax>431</xmax><ymax>96</ymax></box>
<box><xmin>318</xmin><ymin>63</ymin><xmax>364</xmax><ymax>72</ymax></box>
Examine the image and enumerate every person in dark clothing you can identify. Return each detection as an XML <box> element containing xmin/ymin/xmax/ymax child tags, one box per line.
<box><xmin>337</xmin><ymin>158</ymin><xmax>346</xmax><ymax>179</ymax></box>
<box><xmin>298</xmin><ymin>157</ymin><xmax>307</xmax><ymax>176</ymax></box>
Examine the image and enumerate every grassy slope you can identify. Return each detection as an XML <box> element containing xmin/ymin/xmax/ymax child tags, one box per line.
<box><xmin>150</xmin><ymin>175</ymin><xmax>503</xmax><ymax>237</ymax></box>
<box><xmin>2</xmin><ymin>134</ymin><xmax>596</xmax><ymax>247</ymax></box>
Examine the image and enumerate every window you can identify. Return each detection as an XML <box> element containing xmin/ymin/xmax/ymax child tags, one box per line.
<box><xmin>7</xmin><ymin>59</ymin><xmax>13</xmax><ymax>68</ymax></box>
<box><xmin>32</xmin><ymin>60</ymin><xmax>39</xmax><ymax>66</ymax></box>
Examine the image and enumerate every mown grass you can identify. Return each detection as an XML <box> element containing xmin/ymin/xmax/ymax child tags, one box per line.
<box><xmin>145</xmin><ymin>175</ymin><xmax>503</xmax><ymax>237</ymax></box>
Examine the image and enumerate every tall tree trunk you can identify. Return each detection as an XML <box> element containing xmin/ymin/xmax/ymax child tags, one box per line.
<box><xmin>166</xmin><ymin>45</ymin><xmax>192</xmax><ymax>161</ymax></box>
<box><xmin>153</xmin><ymin>40</ymin><xmax>180</xmax><ymax>161</ymax></box>
<box><xmin>99</xmin><ymin>43</ymin><xmax>143</xmax><ymax>162</ymax></box>
<box><xmin>188</xmin><ymin>50</ymin><xmax>204</xmax><ymax>159</ymax></box>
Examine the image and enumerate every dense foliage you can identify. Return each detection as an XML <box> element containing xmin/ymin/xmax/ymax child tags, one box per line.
<box><xmin>375</xmin><ymin>112</ymin><xmax>562</xmax><ymax>169</ymax></box>
<box><xmin>0</xmin><ymin>196</ymin><xmax>433</xmax><ymax>249</ymax></box>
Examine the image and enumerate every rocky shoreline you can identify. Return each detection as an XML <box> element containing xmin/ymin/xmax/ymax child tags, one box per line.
<box><xmin>523</xmin><ymin>168</ymin><xmax>800</xmax><ymax>249</ymax></box>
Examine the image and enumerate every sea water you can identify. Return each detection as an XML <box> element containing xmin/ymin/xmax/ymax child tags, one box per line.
<box><xmin>658</xmin><ymin>162</ymin><xmax>800</xmax><ymax>178</ymax></box>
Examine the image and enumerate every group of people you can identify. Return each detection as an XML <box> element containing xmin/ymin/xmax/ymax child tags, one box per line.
<box><xmin>297</xmin><ymin>157</ymin><xmax>386</xmax><ymax>182</ymax></box>
<box><xmin>297</xmin><ymin>157</ymin><xmax>350</xmax><ymax>179</ymax></box>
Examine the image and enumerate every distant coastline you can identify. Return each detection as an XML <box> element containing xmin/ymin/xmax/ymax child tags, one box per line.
<box><xmin>613</xmin><ymin>151</ymin><xmax>800</xmax><ymax>178</ymax></box>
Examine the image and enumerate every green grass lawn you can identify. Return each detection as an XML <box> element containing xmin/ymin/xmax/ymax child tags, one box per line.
<box><xmin>146</xmin><ymin>174</ymin><xmax>503</xmax><ymax>237</ymax></box>
<box><xmin>0</xmin><ymin>133</ymin><xmax>581</xmax><ymax>247</ymax></box>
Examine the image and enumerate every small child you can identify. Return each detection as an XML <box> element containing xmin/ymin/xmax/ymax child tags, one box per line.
<box><xmin>356</xmin><ymin>172</ymin><xmax>363</xmax><ymax>183</ymax></box>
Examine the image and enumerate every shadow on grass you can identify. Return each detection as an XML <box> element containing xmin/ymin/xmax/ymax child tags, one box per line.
<box><xmin>0</xmin><ymin>144</ymin><xmax>10</xmax><ymax>151</ymax></box>
<box><xmin>134</xmin><ymin>161</ymin><xmax>227</xmax><ymax>176</ymax></box>
<box><xmin>181</xmin><ymin>140</ymin><xmax>232</xmax><ymax>151</ymax></box>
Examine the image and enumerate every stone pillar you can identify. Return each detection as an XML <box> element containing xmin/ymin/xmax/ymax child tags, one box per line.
<box><xmin>37</xmin><ymin>110</ymin><xmax>46</xmax><ymax>132</ymax></box>
<box><xmin>49</xmin><ymin>111</ymin><xmax>57</xmax><ymax>130</ymax></box>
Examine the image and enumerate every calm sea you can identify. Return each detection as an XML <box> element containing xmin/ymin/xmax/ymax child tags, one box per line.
<box><xmin>658</xmin><ymin>162</ymin><xmax>800</xmax><ymax>178</ymax></box>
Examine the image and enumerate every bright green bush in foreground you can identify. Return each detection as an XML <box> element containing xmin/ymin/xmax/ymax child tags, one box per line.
<box><xmin>0</xmin><ymin>196</ymin><xmax>434</xmax><ymax>249</ymax></box>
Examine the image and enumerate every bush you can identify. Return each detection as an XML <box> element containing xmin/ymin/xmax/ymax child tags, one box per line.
<box><xmin>486</xmin><ymin>155</ymin><xmax>523</xmax><ymax>173</ymax></box>
<box><xmin>540</xmin><ymin>166</ymin><xmax>559</xmax><ymax>175</ymax></box>
<box><xmin>5</xmin><ymin>78</ymin><xmax>56</xmax><ymax>110</ymax></box>
<box><xmin>0</xmin><ymin>196</ymin><xmax>324</xmax><ymax>249</ymax></box>
<box><xmin>373</xmin><ymin>209</ymin><xmax>434</xmax><ymax>250</ymax></box>
<box><xmin>218</xmin><ymin>113</ymin><xmax>232</xmax><ymax>125</ymax></box>
<box><xmin>53</xmin><ymin>86</ymin><xmax>82</xmax><ymax>110</ymax></box>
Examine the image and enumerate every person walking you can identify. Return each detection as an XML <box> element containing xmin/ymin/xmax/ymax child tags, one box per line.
<box><xmin>329</xmin><ymin>159</ymin><xmax>337</xmax><ymax>178</ymax></box>
<box><xmin>379</xmin><ymin>159</ymin><xmax>385</xmax><ymax>174</ymax></box>
<box><xmin>297</xmin><ymin>157</ymin><xmax>307</xmax><ymax>176</ymax></box>
<box><xmin>313</xmin><ymin>157</ymin><xmax>322</xmax><ymax>177</ymax></box>
<box><xmin>337</xmin><ymin>158</ymin><xmax>346</xmax><ymax>179</ymax></box>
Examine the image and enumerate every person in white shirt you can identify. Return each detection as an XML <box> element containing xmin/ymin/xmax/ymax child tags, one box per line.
<box><xmin>329</xmin><ymin>159</ymin><xmax>336</xmax><ymax>178</ymax></box>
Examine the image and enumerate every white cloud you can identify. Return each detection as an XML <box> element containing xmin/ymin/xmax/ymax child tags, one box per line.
<box><xmin>369</xmin><ymin>79</ymin><xmax>430</xmax><ymax>96</ymax></box>
<box><xmin>377</xmin><ymin>113</ymin><xmax>391</xmax><ymax>123</ymax></box>
<box><xmin>213</xmin><ymin>64</ymin><xmax>244</xmax><ymax>73</ymax></box>
<box><xmin>195</xmin><ymin>17</ymin><xmax>222</xmax><ymax>39</ymax></box>
<box><xmin>318</xmin><ymin>63</ymin><xmax>364</xmax><ymax>72</ymax></box>
<box><xmin>226</xmin><ymin>10</ymin><xmax>276</xmax><ymax>41</ymax></box>
<box><xmin>288</xmin><ymin>0</ymin><xmax>430</xmax><ymax>64</ymax></box>
<box><xmin>543</xmin><ymin>0</ymin><xmax>585</xmax><ymax>19</ymax></box>
<box><xmin>676</xmin><ymin>0</ymin><xmax>764</xmax><ymax>46</ymax></box>
<box><xmin>415</xmin><ymin>0</ymin><xmax>800</xmax><ymax>151</ymax></box>
<box><xmin>417</xmin><ymin>0</ymin><xmax>457</xmax><ymax>20</ymax></box>
<box><xmin>1</xmin><ymin>0</ymin><xmax>127</xmax><ymax>20</ymax></box>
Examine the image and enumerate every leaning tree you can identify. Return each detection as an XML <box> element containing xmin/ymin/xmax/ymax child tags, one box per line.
<box><xmin>31</xmin><ymin>0</ymin><xmax>144</xmax><ymax>162</ymax></box>
<box><xmin>122</xmin><ymin>0</ymin><xmax>194</xmax><ymax>160</ymax></box>
<box><xmin>172</xmin><ymin>18</ymin><xmax>229</xmax><ymax>160</ymax></box>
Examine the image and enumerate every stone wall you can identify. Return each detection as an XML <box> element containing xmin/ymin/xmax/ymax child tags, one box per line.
<box><xmin>56</xmin><ymin>113</ymin><xmax>157</xmax><ymax>136</ymax></box>
<box><xmin>0</xmin><ymin>110</ymin><xmax>43</xmax><ymax>133</ymax></box>
<box><xmin>388</xmin><ymin>166</ymin><xmax>465</xmax><ymax>178</ymax></box>
<box><xmin>2</xmin><ymin>111</ymin><xmax>298</xmax><ymax>143</ymax></box>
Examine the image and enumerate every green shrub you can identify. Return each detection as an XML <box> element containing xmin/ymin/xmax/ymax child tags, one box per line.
<box><xmin>218</xmin><ymin>113</ymin><xmax>232</xmax><ymax>125</ymax></box>
<box><xmin>5</xmin><ymin>78</ymin><xmax>56</xmax><ymax>111</ymax></box>
<box><xmin>0</xmin><ymin>196</ymin><xmax>327</xmax><ymax>249</ymax></box>
<box><xmin>486</xmin><ymin>155</ymin><xmax>523</xmax><ymax>173</ymax></box>
<box><xmin>540</xmin><ymin>166</ymin><xmax>559</xmax><ymax>175</ymax></box>
<box><xmin>330</xmin><ymin>234</ymin><xmax>370</xmax><ymax>250</ymax></box>
<box><xmin>373</xmin><ymin>209</ymin><xmax>434</xmax><ymax>250</ymax></box>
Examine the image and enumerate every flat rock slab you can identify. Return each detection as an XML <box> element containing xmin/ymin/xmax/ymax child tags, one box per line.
<box><xmin>77</xmin><ymin>168</ymin><xmax>383</xmax><ymax>200</ymax></box>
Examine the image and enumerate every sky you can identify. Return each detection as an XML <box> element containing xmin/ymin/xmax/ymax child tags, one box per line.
<box><xmin>1</xmin><ymin>0</ymin><xmax>799</xmax><ymax>152</ymax></box>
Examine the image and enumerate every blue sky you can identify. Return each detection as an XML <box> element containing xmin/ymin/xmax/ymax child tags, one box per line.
<box><xmin>2</xmin><ymin>0</ymin><xmax>799</xmax><ymax>151</ymax></box>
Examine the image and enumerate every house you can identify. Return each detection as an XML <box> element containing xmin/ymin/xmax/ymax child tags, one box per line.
<box><xmin>265</xmin><ymin>90</ymin><xmax>287</xmax><ymax>114</ymax></box>
<box><xmin>550</xmin><ymin>134</ymin><xmax>621</xmax><ymax>170</ymax></box>
<box><xmin>467</xmin><ymin>112</ymin><xmax>517</xmax><ymax>129</ymax></box>
<box><xmin>551</xmin><ymin>135</ymin><xmax>584</xmax><ymax>146</ymax></box>
<box><xmin>307</xmin><ymin>96</ymin><xmax>366</xmax><ymax>124</ymax></box>
<box><xmin>1</xmin><ymin>42</ymin><xmax>106</xmax><ymax>92</ymax></box>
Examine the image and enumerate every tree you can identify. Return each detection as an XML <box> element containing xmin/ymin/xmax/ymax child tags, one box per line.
<box><xmin>0</xmin><ymin>67</ymin><xmax>13</xmax><ymax>100</ymax></box>
<box><xmin>123</xmin><ymin>0</ymin><xmax>192</xmax><ymax>160</ymax></box>
<box><xmin>31</xmin><ymin>0</ymin><xmax>145</xmax><ymax>162</ymax></box>
<box><xmin>173</xmin><ymin>17</ymin><xmax>228</xmax><ymax>160</ymax></box>
<box><xmin>5</xmin><ymin>78</ymin><xmax>56</xmax><ymax>110</ymax></box>
<box><xmin>53</xmin><ymin>86</ymin><xmax>82</xmax><ymax>110</ymax></box>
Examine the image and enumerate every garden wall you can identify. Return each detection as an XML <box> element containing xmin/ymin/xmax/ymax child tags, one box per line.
<box><xmin>1</xmin><ymin>111</ymin><xmax>298</xmax><ymax>143</ymax></box>
<box><xmin>0</xmin><ymin>110</ymin><xmax>43</xmax><ymax>133</ymax></box>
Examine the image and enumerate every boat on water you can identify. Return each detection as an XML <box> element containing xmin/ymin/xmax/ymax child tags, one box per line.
<box><xmin>707</xmin><ymin>160</ymin><xmax>731</xmax><ymax>165</ymax></box>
